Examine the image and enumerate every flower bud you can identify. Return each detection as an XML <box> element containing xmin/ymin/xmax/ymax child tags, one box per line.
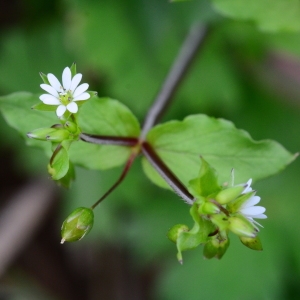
<box><xmin>167</xmin><ymin>224</ymin><xmax>189</xmax><ymax>243</ymax></box>
<box><xmin>203</xmin><ymin>236</ymin><xmax>230</xmax><ymax>259</ymax></box>
<box><xmin>215</xmin><ymin>185</ymin><xmax>245</xmax><ymax>205</ymax></box>
<box><xmin>61</xmin><ymin>207</ymin><xmax>94</xmax><ymax>243</ymax></box>
<box><xmin>240</xmin><ymin>236</ymin><xmax>263</xmax><ymax>251</ymax></box>
<box><xmin>228</xmin><ymin>215</ymin><xmax>257</xmax><ymax>238</ymax></box>
<box><xmin>27</xmin><ymin>127</ymin><xmax>70</xmax><ymax>142</ymax></box>
<box><xmin>64</xmin><ymin>121</ymin><xmax>78</xmax><ymax>133</ymax></box>
<box><xmin>199</xmin><ymin>201</ymin><xmax>220</xmax><ymax>214</ymax></box>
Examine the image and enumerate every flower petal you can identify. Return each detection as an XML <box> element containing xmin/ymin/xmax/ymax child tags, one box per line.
<box><xmin>40</xmin><ymin>94</ymin><xmax>60</xmax><ymax>105</ymax></box>
<box><xmin>73</xmin><ymin>83</ymin><xmax>89</xmax><ymax>98</ymax></box>
<box><xmin>241</xmin><ymin>196</ymin><xmax>261</xmax><ymax>209</ymax></box>
<box><xmin>253</xmin><ymin>214</ymin><xmax>267</xmax><ymax>219</ymax></box>
<box><xmin>242</xmin><ymin>179</ymin><xmax>253</xmax><ymax>194</ymax></box>
<box><xmin>240</xmin><ymin>206</ymin><xmax>266</xmax><ymax>216</ymax></box>
<box><xmin>40</xmin><ymin>84</ymin><xmax>59</xmax><ymax>97</ymax></box>
<box><xmin>73</xmin><ymin>92</ymin><xmax>90</xmax><ymax>101</ymax></box>
<box><xmin>47</xmin><ymin>73</ymin><xmax>62</xmax><ymax>92</ymax></box>
<box><xmin>62</xmin><ymin>67</ymin><xmax>72</xmax><ymax>90</ymax></box>
<box><xmin>69</xmin><ymin>73</ymin><xmax>82</xmax><ymax>92</ymax></box>
<box><xmin>66</xmin><ymin>102</ymin><xmax>78</xmax><ymax>113</ymax></box>
<box><xmin>56</xmin><ymin>105</ymin><xmax>67</xmax><ymax>117</ymax></box>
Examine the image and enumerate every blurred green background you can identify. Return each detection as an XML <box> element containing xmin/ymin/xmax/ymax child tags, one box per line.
<box><xmin>1</xmin><ymin>0</ymin><xmax>300</xmax><ymax>299</ymax></box>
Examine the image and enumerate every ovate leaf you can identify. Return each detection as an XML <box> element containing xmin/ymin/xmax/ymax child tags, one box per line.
<box><xmin>212</xmin><ymin>0</ymin><xmax>300</xmax><ymax>32</ymax></box>
<box><xmin>142</xmin><ymin>114</ymin><xmax>295</xmax><ymax>189</ymax></box>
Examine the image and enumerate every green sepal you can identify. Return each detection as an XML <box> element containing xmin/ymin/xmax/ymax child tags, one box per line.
<box><xmin>31</xmin><ymin>102</ymin><xmax>57</xmax><ymax>112</ymax></box>
<box><xmin>188</xmin><ymin>157</ymin><xmax>221</xmax><ymax>198</ymax></box>
<box><xmin>167</xmin><ymin>224</ymin><xmax>189</xmax><ymax>243</ymax></box>
<box><xmin>240</xmin><ymin>236</ymin><xmax>263</xmax><ymax>251</ymax></box>
<box><xmin>61</xmin><ymin>207</ymin><xmax>94</xmax><ymax>243</ymax></box>
<box><xmin>227</xmin><ymin>190</ymin><xmax>256</xmax><ymax>213</ymax></box>
<box><xmin>199</xmin><ymin>201</ymin><xmax>220</xmax><ymax>214</ymax></box>
<box><xmin>70</xmin><ymin>62</ymin><xmax>77</xmax><ymax>77</ymax></box>
<box><xmin>48</xmin><ymin>140</ymin><xmax>72</xmax><ymax>180</ymax></box>
<box><xmin>56</xmin><ymin>160</ymin><xmax>76</xmax><ymax>189</ymax></box>
<box><xmin>176</xmin><ymin>203</ymin><xmax>215</xmax><ymax>263</ymax></box>
<box><xmin>228</xmin><ymin>215</ymin><xmax>257</xmax><ymax>238</ymax></box>
<box><xmin>215</xmin><ymin>185</ymin><xmax>245</xmax><ymax>205</ymax></box>
<box><xmin>39</xmin><ymin>72</ymin><xmax>50</xmax><ymax>85</ymax></box>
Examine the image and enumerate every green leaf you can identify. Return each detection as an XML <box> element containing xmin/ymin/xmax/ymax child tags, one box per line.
<box><xmin>31</xmin><ymin>102</ymin><xmax>57</xmax><ymax>112</ymax></box>
<box><xmin>142</xmin><ymin>114</ymin><xmax>295</xmax><ymax>189</ymax></box>
<box><xmin>69</xmin><ymin>96</ymin><xmax>140</xmax><ymax>170</ymax></box>
<box><xmin>77</xmin><ymin>96</ymin><xmax>140</xmax><ymax>137</ymax></box>
<box><xmin>57</xmin><ymin>160</ymin><xmax>76</xmax><ymax>189</ymax></box>
<box><xmin>176</xmin><ymin>203</ymin><xmax>214</xmax><ymax>263</ymax></box>
<box><xmin>48</xmin><ymin>140</ymin><xmax>72</xmax><ymax>180</ymax></box>
<box><xmin>212</xmin><ymin>0</ymin><xmax>300</xmax><ymax>32</ymax></box>
<box><xmin>188</xmin><ymin>157</ymin><xmax>221</xmax><ymax>197</ymax></box>
<box><xmin>0</xmin><ymin>92</ymin><xmax>58</xmax><ymax>153</ymax></box>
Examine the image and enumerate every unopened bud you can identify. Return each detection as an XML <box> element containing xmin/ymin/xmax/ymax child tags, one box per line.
<box><xmin>64</xmin><ymin>121</ymin><xmax>78</xmax><ymax>133</ymax></box>
<box><xmin>61</xmin><ymin>207</ymin><xmax>94</xmax><ymax>243</ymax></box>
<box><xmin>167</xmin><ymin>224</ymin><xmax>189</xmax><ymax>243</ymax></box>
<box><xmin>27</xmin><ymin>127</ymin><xmax>70</xmax><ymax>142</ymax></box>
<box><xmin>203</xmin><ymin>236</ymin><xmax>230</xmax><ymax>259</ymax></box>
<box><xmin>200</xmin><ymin>202</ymin><xmax>220</xmax><ymax>214</ymax></box>
<box><xmin>228</xmin><ymin>215</ymin><xmax>257</xmax><ymax>238</ymax></box>
<box><xmin>240</xmin><ymin>236</ymin><xmax>263</xmax><ymax>251</ymax></box>
<box><xmin>215</xmin><ymin>185</ymin><xmax>245</xmax><ymax>205</ymax></box>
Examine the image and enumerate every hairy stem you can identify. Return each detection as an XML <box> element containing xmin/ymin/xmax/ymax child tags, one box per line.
<box><xmin>80</xmin><ymin>133</ymin><xmax>138</xmax><ymax>146</ymax></box>
<box><xmin>141</xmin><ymin>141</ymin><xmax>194</xmax><ymax>205</ymax></box>
<box><xmin>91</xmin><ymin>151</ymin><xmax>137</xmax><ymax>209</ymax></box>
<box><xmin>140</xmin><ymin>24</ymin><xmax>209</xmax><ymax>139</ymax></box>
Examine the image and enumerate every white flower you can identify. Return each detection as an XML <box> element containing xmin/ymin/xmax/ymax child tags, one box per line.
<box><xmin>39</xmin><ymin>67</ymin><xmax>90</xmax><ymax>117</ymax></box>
<box><xmin>238</xmin><ymin>179</ymin><xmax>267</xmax><ymax>228</ymax></box>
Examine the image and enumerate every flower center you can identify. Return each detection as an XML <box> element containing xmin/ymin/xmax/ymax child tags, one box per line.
<box><xmin>59</xmin><ymin>91</ymin><xmax>73</xmax><ymax>106</ymax></box>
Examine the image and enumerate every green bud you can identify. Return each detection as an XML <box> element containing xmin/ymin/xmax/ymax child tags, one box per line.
<box><xmin>27</xmin><ymin>127</ymin><xmax>70</xmax><ymax>142</ymax></box>
<box><xmin>199</xmin><ymin>201</ymin><xmax>220</xmax><ymax>214</ymax></box>
<box><xmin>240</xmin><ymin>236</ymin><xmax>263</xmax><ymax>251</ymax></box>
<box><xmin>167</xmin><ymin>224</ymin><xmax>189</xmax><ymax>243</ymax></box>
<box><xmin>215</xmin><ymin>185</ymin><xmax>245</xmax><ymax>205</ymax></box>
<box><xmin>228</xmin><ymin>215</ymin><xmax>257</xmax><ymax>238</ymax></box>
<box><xmin>27</xmin><ymin>127</ymin><xmax>58</xmax><ymax>141</ymax></box>
<box><xmin>61</xmin><ymin>207</ymin><xmax>94</xmax><ymax>243</ymax></box>
<box><xmin>203</xmin><ymin>236</ymin><xmax>230</xmax><ymax>259</ymax></box>
<box><xmin>64</xmin><ymin>121</ymin><xmax>78</xmax><ymax>133</ymax></box>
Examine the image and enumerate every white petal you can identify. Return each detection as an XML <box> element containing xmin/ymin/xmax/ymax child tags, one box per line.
<box><xmin>69</xmin><ymin>73</ymin><xmax>82</xmax><ymax>92</ymax></box>
<box><xmin>73</xmin><ymin>83</ymin><xmax>89</xmax><ymax>98</ymax></box>
<box><xmin>73</xmin><ymin>92</ymin><xmax>90</xmax><ymax>101</ymax></box>
<box><xmin>47</xmin><ymin>73</ymin><xmax>62</xmax><ymax>91</ymax></box>
<box><xmin>242</xmin><ymin>179</ymin><xmax>253</xmax><ymax>194</ymax></box>
<box><xmin>253</xmin><ymin>214</ymin><xmax>267</xmax><ymax>219</ymax></box>
<box><xmin>56</xmin><ymin>105</ymin><xmax>67</xmax><ymax>117</ymax></box>
<box><xmin>40</xmin><ymin>84</ymin><xmax>59</xmax><ymax>97</ymax></box>
<box><xmin>39</xmin><ymin>94</ymin><xmax>60</xmax><ymax>105</ymax></box>
<box><xmin>62</xmin><ymin>67</ymin><xmax>72</xmax><ymax>90</ymax></box>
<box><xmin>241</xmin><ymin>196</ymin><xmax>261</xmax><ymax>209</ymax></box>
<box><xmin>240</xmin><ymin>206</ymin><xmax>266</xmax><ymax>216</ymax></box>
<box><xmin>66</xmin><ymin>102</ymin><xmax>78</xmax><ymax>113</ymax></box>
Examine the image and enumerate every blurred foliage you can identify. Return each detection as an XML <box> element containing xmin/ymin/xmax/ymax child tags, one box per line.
<box><xmin>1</xmin><ymin>0</ymin><xmax>300</xmax><ymax>299</ymax></box>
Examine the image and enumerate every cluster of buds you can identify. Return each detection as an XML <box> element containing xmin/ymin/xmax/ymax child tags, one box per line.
<box><xmin>168</xmin><ymin>158</ymin><xmax>267</xmax><ymax>262</ymax></box>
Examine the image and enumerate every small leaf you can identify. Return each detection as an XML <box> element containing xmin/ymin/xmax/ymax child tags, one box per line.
<box><xmin>32</xmin><ymin>102</ymin><xmax>57</xmax><ymax>112</ymax></box>
<box><xmin>176</xmin><ymin>203</ymin><xmax>215</xmax><ymax>262</ymax></box>
<box><xmin>188</xmin><ymin>157</ymin><xmax>221</xmax><ymax>197</ymax></box>
<box><xmin>212</xmin><ymin>0</ymin><xmax>300</xmax><ymax>32</ymax></box>
<box><xmin>143</xmin><ymin>114</ymin><xmax>295</xmax><ymax>190</ymax></box>
<box><xmin>39</xmin><ymin>72</ymin><xmax>50</xmax><ymax>85</ymax></box>
<box><xmin>57</xmin><ymin>160</ymin><xmax>76</xmax><ymax>188</ymax></box>
<box><xmin>70</xmin><ymin>62</ymin><xmax>77</xmax><ymax>77</ymax></box>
